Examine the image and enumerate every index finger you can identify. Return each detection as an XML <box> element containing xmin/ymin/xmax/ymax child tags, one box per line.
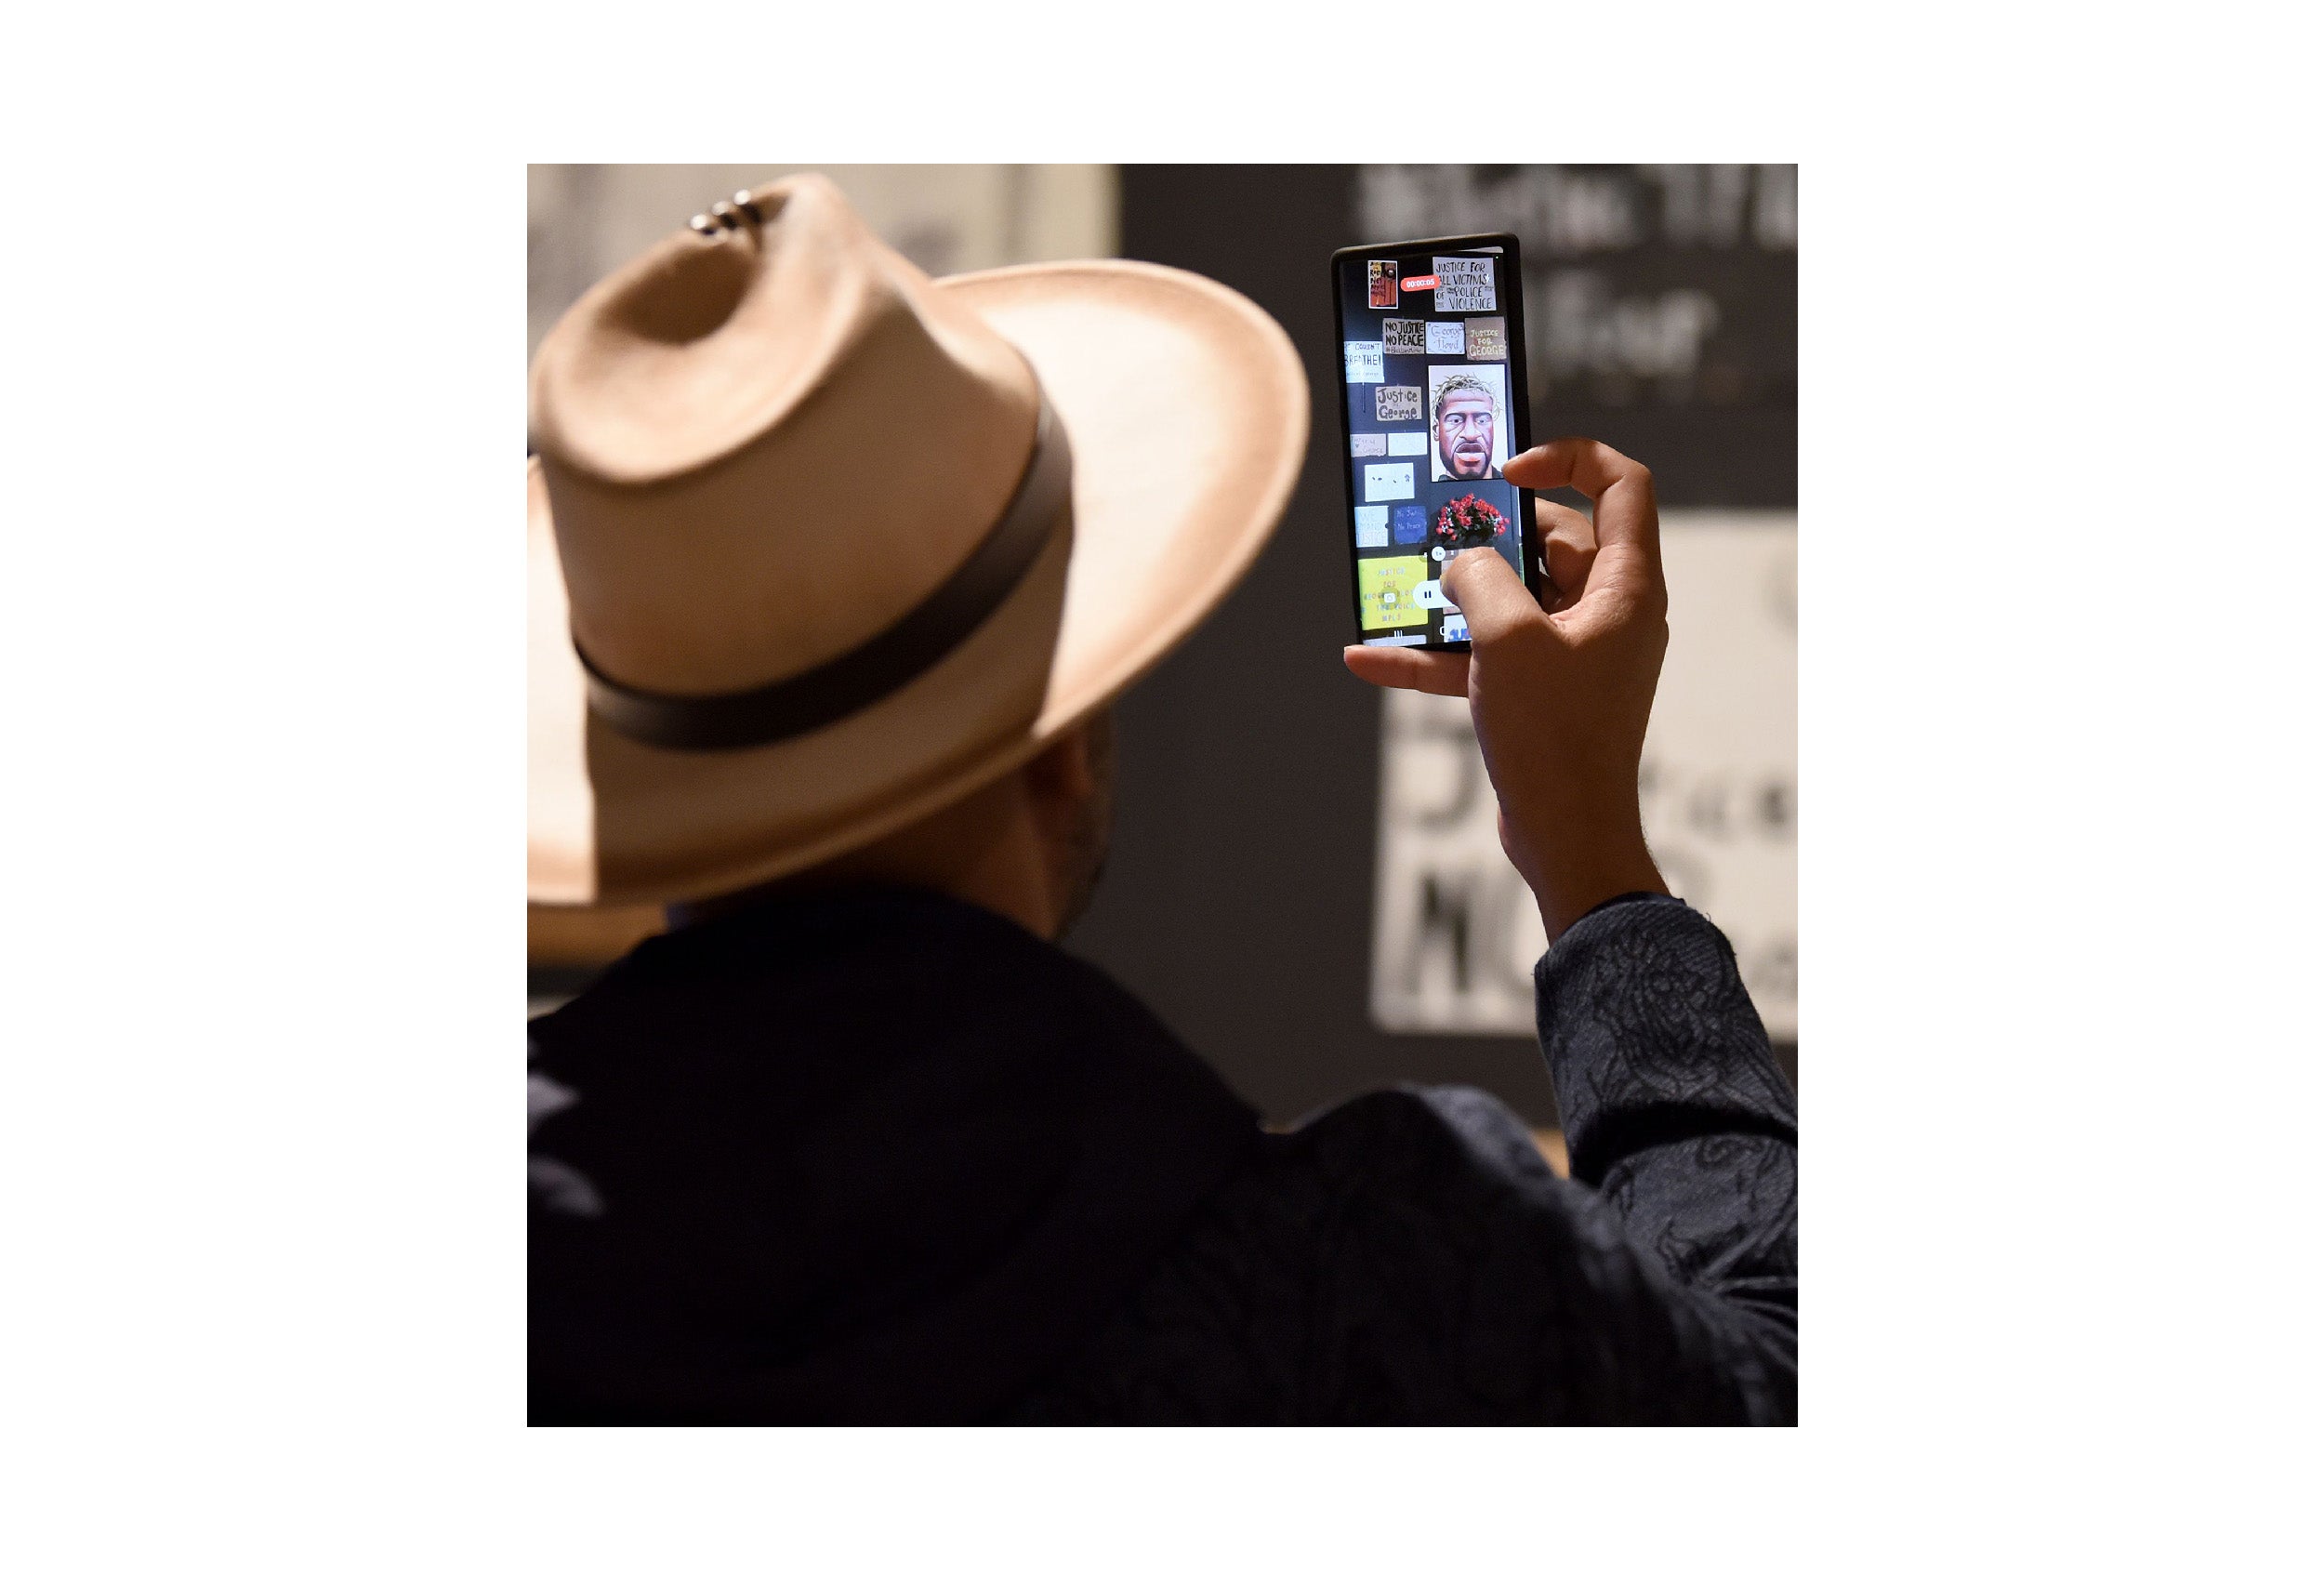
<box><xmin>1503</xmin><ymin>437</ymin><xmax>1662</xmax><ymax>608</ymax></box>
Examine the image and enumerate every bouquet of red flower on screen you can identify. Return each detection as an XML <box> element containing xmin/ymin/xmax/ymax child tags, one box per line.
<box><xmin>1430</xmin><ymin>495</ymin><xmax>1508</xmax><ymax>550</ymax></box>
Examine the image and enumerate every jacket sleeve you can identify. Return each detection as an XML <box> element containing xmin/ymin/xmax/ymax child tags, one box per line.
<box><xmin>1529</xmin><ymin>893</ymin><xmax>1798</xmax><ymax>1423</ymax></box>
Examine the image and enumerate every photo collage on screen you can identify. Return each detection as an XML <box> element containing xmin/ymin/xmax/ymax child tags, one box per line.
<box><xmin>1340</xmin><ymin>249</ymin><xmax>1523</xmax><ymax>646</ymax></box>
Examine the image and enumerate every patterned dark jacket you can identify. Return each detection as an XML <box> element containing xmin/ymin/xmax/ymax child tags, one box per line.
<box><xmin>528</xmin><ymin>887</ymin><xmax>1796</xmax><ymax>1424</ymax></box>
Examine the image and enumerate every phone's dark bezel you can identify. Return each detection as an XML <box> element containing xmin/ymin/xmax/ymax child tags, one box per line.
<box><xmin>1328</xmin><ymin>232</ymin><xmax>1538</xmax><ymax>654</ymax></box>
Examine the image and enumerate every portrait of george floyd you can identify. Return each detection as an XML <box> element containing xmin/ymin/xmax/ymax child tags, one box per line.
<box><xmin>1427</xmin><ymin>364</ymin><xmax>1509</xmax><ymax>483</ymax></box>
<box><xmin>527</xmin><ymin>165</ymin><xmax>1798</xmax><ymax>1428</ymax></box>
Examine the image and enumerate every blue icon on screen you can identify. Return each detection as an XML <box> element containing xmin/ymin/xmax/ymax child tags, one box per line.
<box><xmin>1392</xmin><ymin>505</ymin><xmax>1427</xmax><ymax>544</ymax></box>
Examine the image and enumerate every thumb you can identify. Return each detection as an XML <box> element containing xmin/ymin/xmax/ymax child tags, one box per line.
<box><xmin>1440</xmin><ymin>548</ymin><xmax>1539</xmax><ymax>642</ymax></box>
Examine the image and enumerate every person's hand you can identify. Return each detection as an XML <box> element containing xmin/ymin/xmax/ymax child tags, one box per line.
<box><xmin>1343</xmin><ymin>439</ymin><xmax>1670</xmax><ymax>941</ymax></box>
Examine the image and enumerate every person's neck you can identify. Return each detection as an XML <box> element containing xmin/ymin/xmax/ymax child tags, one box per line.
<box><xmin>666</xmin><ymin>796</ymin><xmax>1057</xmax><ymax>941</ymax></box>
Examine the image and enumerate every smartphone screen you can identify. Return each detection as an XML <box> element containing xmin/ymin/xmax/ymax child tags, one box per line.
<box><xmin>1331</xmin><ymin>236</ymin><xmax>1533</xmax><ymax>650</ymax></box>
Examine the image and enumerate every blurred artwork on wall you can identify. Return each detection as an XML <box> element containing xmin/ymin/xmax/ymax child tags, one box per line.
<box><xmin>1370</xmin><ymin>512</ymin><xmax>1797</xmax><ymax>1039</ymax></box>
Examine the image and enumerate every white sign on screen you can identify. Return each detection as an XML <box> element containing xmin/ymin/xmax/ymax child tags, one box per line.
<box><xmin>1363</xmin><ymin>462</ymin><xmax>1415</xmax><ymax>501</ymax></box>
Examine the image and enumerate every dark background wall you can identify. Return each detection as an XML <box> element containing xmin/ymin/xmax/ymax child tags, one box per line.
<box><xmin>1063</xmin><ymin>165</ymin><xmax>1796</xmax><ymax>1126</ymax></box>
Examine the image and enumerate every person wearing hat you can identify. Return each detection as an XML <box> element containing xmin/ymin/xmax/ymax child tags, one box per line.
<box><xmin>527</xmin><ymin>176</ymin><xmax>1796</xmax><ymax>1424</ymax></box>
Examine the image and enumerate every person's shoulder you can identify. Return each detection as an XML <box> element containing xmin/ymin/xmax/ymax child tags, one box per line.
<box><xmin>1276</xmin><ymin>1083</ymin><xmax>1556</xmax><ymax>1201</ymax></box>
<box><xmin>1180</xmin><ymin>1083</ymin><xmax>1575</xmax><ymax>1270</ymax></box>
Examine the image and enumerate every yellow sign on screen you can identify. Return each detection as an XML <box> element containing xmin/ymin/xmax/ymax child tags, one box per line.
<box><xmin>1357</xmin><ymin>556</ymin><xmax>1428</xmax><ymax>630</ymax></box>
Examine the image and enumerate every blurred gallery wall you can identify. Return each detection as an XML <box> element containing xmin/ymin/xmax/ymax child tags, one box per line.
<box><xmin>526</xmin><ymin>165</ymin><xmax>1797</xmax><ymax>1127</ymax></box>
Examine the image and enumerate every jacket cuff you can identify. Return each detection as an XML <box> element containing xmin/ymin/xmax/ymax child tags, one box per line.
<box><xmin>1533</xmin><ymin>896</ymin><xmax>1797</xmax><ymax>1181</ymax></box>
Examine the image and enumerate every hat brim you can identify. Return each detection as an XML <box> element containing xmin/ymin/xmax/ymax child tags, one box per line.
<box><xmin>529</xmin><ymin>258</ymin><xmax>1310</xmax><ymax>906</ymax></box>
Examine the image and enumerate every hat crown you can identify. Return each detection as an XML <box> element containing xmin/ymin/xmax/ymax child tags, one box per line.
<box><xmin>529</xmin><ymin>175</ymin><xmax>1043</xmax><ymax>697</ymax></box>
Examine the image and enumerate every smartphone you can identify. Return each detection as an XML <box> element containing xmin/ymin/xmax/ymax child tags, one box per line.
<box><xmin>1329</xmin><ymin>232</ymin><xmax>1537</xmax><ymax>651</ymax></box>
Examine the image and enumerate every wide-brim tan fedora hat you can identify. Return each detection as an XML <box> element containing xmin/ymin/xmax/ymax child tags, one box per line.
<box><xmin>530</xmin><ymin>175</ymin><xmax>1308</xmax><ymax>906</ymax></box>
